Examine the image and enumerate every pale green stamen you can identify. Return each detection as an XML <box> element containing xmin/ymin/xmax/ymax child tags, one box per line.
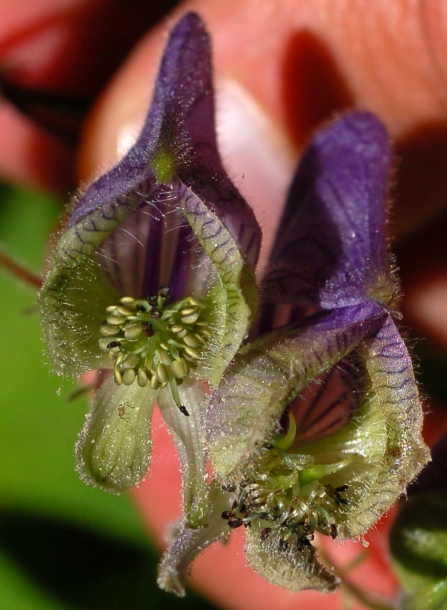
<box><xmin>272</xmin><ymin>411</ymin><xmax>296</xmax><ymax>451</ymax></box>
<box><xmin>221</xmin><ymin>447</ymin><xmax>355</xmax><ymax>547</ymax></box>
<box><xmin>99</xmin><ymin>286</ymin><xmax>208</xmax><ymax>415</ymax></box>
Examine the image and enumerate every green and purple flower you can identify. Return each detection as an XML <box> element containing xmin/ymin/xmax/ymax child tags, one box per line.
<box><xmin>39</xmin><ymin>12</ymin><xmax>429</xmax><ymax>597</ymax></box>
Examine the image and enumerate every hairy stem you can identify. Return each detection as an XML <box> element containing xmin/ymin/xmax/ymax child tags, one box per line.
<box><xmin>0</xmin><ymin>249</ymin><xmax>42</xmax><ymax>288</ymax></box>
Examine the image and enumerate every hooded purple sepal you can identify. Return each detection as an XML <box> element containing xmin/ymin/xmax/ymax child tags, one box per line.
<box><xmin>69</xmin><ymin>12</ymin><xmax>260</xmax><ymax>268</ymax></box>
<box><xmin>39</xmin><ymin>12</ymin><xmax>260</xmax><ymax>379</ymax></box>
<box><xmin>205</xmin><ymin>112</ymin><xmax>429</xmax><ymax>592</ymax></box>
<box><xmin>262</xmin><ymin>112</ymin><xmax>393</xmax><ymax>315</ymax></box>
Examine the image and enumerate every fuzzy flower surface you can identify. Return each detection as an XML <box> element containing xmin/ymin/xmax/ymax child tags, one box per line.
<box><xmin>205</xmin><ymin>112</ymin><xmax>430</xmax><ymax>592</ymax></box>
<box><xmin>39</xmin><ymin>12</ymin><xmax>259</xmax><ymax>511</ymax></box>
<box><xmin>39</xmin><ymin>11</ymin><xmax>429</xmax><ymax>597</ymax></box>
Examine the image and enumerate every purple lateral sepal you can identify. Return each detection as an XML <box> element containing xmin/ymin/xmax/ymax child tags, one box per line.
<box><xmin>263</xmin><ymin>112</ymin><xmax>391</xmax><ymax>311</ymax></box>
<box><xmin>69</xmin><ymin>12</ymin><xmax>260</xmax><ymax>267</ymax></box>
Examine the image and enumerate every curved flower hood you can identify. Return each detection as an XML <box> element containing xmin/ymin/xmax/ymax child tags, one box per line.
<box><xmin>39</xmin><ymin>12</ymin><xmax>429</xmax><ymax>598</ymax></box>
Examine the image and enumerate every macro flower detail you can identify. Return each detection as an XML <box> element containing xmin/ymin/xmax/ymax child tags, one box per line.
<box><xmin>39</xmin><ymin>12</ymin><xmax>260</xmax><ymax>496</ymax></box>
<box><xmin>38</xmin><ymin>9</ymin><xmax>430</xmax><ymax>599</ymax></box>
<box><xmin>206</xmin><ymin>112</ymin><xmax>430</xmax><ymax>592</ymax></box>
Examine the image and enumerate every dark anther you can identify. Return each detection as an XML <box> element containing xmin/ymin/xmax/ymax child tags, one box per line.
<box><xmin>299</xmin><ymin>536</ymin><xmax>311</xmax><ymax>548</ymax></box>
<box><xmin>158</xmin><ymin>284</ymin><xmax>170</xmax><ymax>298</ymax></box>
<box><xmin>330</xmin><ymin>524</ymin><xmax>338</xmax><ymax>540</ymax></box>
<box><xmin>335</xmin><ymin>485</ymin><xmax>349</xmax><ymax>492</ymax></box>
<box><xmin>335</xmin><ymin>497</ymin><xmax>348</xmax><ymax>506</ymax></box>
<box><xmin>263</xmin><ymin>443</ymin><xmax>274</xmax><ymax>450</ymax></box>
<box><xmin>148</xmin><ymin>294</ymin><xmax>157</xmax><ymax>305</ymax></box>
<box><xmin>221</xmin><ymin>483</ymin><xmax>236</xmax><ymax>493</ymax></box>
<box><xmin>228</xmin><ymin>517</ymin><xmax>243</xmax><ymax>529</ymax></box>
<box><xmin>221</xmin><ymin>510</ymin><xmax>232</xmax><ymax>520</ymax></box>
<box><xmin>150</xmin><ymin>307</ymin><xmax>162</xmax><ymax>319</ymax></box>
<box><xmin>260</xmin><ymin>527</ymin><xmax>271</xmax><ymax>541</ymax></box>
<box><xmin>107</xmin><ymin>341</ymin><xmax>121</xmax><ymax>349</ymax></box>
<box><xmin>279</xmin><ymin>539</ymin><xmax>289</xmax><ymax>551</ymax></box>
<box><xmin>179</xmin><ymin>405</ymin><xmax>190</xmax><ymax>417</ymax></box>
<box><xmin>231</xmin><ymin>500</ymin><xmax>238</xmax><ymax>510</ymax></box>
<box><xmin>334</xmin><ymin>485</ymin><xmax>349</xmax><ymax>506</ymax></box>
<box><xmin>142</xmin><ymin>321</ymin><xmax>154</xmax><ymax>337</ymax></box>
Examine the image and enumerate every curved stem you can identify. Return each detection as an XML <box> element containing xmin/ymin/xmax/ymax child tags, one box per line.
<box><xmin>0</xmin><ymin>249</ymin><xmax>41</xmax><ymax>288</ymax></box>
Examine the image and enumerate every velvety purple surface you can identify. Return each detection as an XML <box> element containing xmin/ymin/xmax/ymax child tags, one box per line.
<box><xmin>69</xmin><ymin>12</ymin><xmax>261</xmax><ymax>280</ymax></box>
<box><xmin>263</xmin><ymin>113</ymin><xmax>391</xmax><ymax>313</ymax></box>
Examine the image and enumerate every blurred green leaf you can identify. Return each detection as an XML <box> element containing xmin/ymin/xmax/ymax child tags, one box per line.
<box><xmin>0</xmin><ymin>183</ymin><xmax>216</xmax><ymax>609</ymax></box>
<box><xmin>389</xmin><ymin>493</ymin><xmax>447</xmax><ymax>609</ymax></box>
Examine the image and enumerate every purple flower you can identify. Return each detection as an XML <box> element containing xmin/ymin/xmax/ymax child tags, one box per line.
<box><xmin>39</xmin><ymin>12</ymin><xmax>259</xmax><ymax>508</ymax></box>
<box><xmin>39</xmin><ymin>11</ymin><xmax>429</xmax><ymax>597</ymax></box>
<box><xmin>204</xmin><ymin>112</ymin><xmax>430</xmax><ymax>592</ymax></box>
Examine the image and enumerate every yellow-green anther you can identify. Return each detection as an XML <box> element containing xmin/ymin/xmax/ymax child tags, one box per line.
<box><xmin>123</xmin><ymin>369</ymin><xmax>136</xmax><ymax>385</ymax></box>
<box><xmin>180</xmin><ymin>306</ymin><xmax>197</xmax><ymax>316</ymax></box>
<box><xmin>101</xmin><ymin>324</ymin><xmax>119</xmax><ymax>336</ymax></box>
<box><xmin>175</xmin><ymin>328</ymin><xmax>187</xmax><ymax>338</ymax></box>
<box><xmin>107</xmin><ymin>314</ymin><xmax>127</xmax><ymax>325</ymax></box>
<box><xmin>183</xmin><ymin>334</ymin><xmax>201</xmax><ymax>348</ymax></box>
<box><xmin>156</xmin><ymin>363</ymin><xmax>169</xmax><ymax>384</ymax></box>
<box><xmin>137</xmin><ymin>369</ymin><xmax>149</xmax><ymax>387</ymax></box>
<box><xmin>188</xmin><ymin>297</ymin><xmax>202</xmax><ymax>307</ymax></box>
<box><xmin>114</xmin><ymin>369</ymin><xmax>123</xmax><ymax>385</ymax></box>
<box><xmin>116</xmin><ymin>305</ymin><xmax>134</xmax><ymax>317</ymax></box>
<box><xmin>159</xmin><ymin>350</ymin><xmax>173</xmax><ymax>366</ymax></box>
<box><xmin>181</xmin><ymin>313</ymin><xmax>199</xmax><ymax>324</ymax></box>
<box><xmin>193</xmin><ymin>334</ymin><xmax>206</xmax><ymax>346</ymax></box>
<box><xmin>182</xmin><ymin>358</ymin><xmax>189</xmax><ymax>377</ymax></box>
<box><xmin>121</xmin><ymin>353</ymin><xmax>139</xmax><ymax>369</ymax></box>
<box><xmin>170</xmin><ymin>324</ymin><xmax>184</xmax><ymax>333</ymax></box>
<box><xmin>171</xmin><ymin>359</ymin><xmax>186</xmax><ymax>379</ymax></box>
<box><xmin>99</xmin><ymin>337</ymin><xmax>116</xmax><ymax>350</ymax></box>
<box><xmin>184</xmin><ymin>346</ymin><xmax>201</xmax><ymax>360</ymax></box>
<box><xmin>150</xmin><ymin>375</ymin><xmax>161</xmax><ymax>390</ymax></box>
<box><xmin>124</xmin><ymin>324</ymin><xmax>143</xmax><ymax>340</ymax></box>
<box><xmin>119</xmin><ymin>296</ymin><xmax>136</xmax><ymax>308</ymax></box>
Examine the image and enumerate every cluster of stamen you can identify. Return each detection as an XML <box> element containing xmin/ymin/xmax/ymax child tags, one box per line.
<box><xmin>99</xmin><ymin>285</ymin><xmax>209</xmax><ymax>415</ymax></box>
<box><xmin>221</xmin><ymin>450</ymin><xmax>350</xmax><ymax>551</ymax></box>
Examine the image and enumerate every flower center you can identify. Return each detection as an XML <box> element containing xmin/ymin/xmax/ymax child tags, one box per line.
<box><xmin>99</xmin><ymin>285</ymin><xmax>209</xmax><ymax>416</ymax></box>
<box><xmin>221</xmin><ymin>440</ymin><xmax>354</xmax><ymax>549</ymax></box>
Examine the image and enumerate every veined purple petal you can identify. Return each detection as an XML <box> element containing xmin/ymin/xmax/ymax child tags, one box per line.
<box><xmin>207</xmin><ymin>300</ymin><xmax>387</xmax><ymax>481</ymax></box>
<box><xmin>262</xmin><ymin>112</ymin><xmax>391</xmax><ymax>313</ymax></box>
<box><xmin>288</xmin><ymin>351</ymin><xmax>363</xmax><ymax>448</ymax></box>
<box><xmin>342</xmin><ymin>314</ymin><xmax>430</xmax><ymax>536</ymax></box>
<box><xmin>61</xmin><ymin>11</ymin><xmax>261</xmax><ymax>323</ymax></box>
